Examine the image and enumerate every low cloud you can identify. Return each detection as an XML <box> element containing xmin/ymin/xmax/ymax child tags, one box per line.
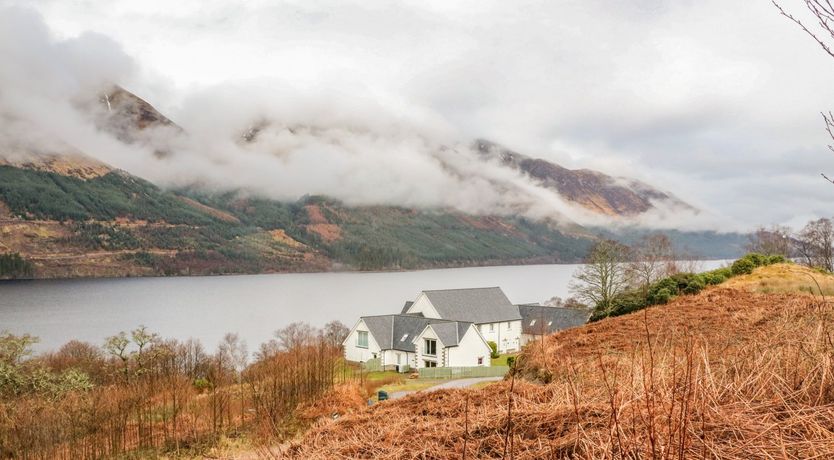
<box><xmin>5</xmin><ymin>1</ymin><xmax>831</xmax><ymax>233</ymax></box>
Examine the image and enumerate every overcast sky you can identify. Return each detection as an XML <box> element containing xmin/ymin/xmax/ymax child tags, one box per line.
<box><xmin>4</xmin><ymin>0</ymin><xmax>834</xmax><ymax>230</ymax></box>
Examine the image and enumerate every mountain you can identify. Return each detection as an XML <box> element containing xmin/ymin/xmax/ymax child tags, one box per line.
<box><xmin>0</xmin><ymin>88</ymin><xmax>744</xmax><ymax>279</ymax></box>
<box><xmin>475</xmin><ymin>139</ymin><xmax>693</xmax><ymax>216</ymax></box>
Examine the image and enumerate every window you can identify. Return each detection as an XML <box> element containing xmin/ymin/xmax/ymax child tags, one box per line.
<box><xmin>506</xmin><ymin>322</ymin><xmax>511</xmax><ymax>331</ymax></box>
<box><xmin>424</xmin><ymin>360</ymin><xmax>437</xmax><ymax>368</ymax></box>
<box><xmin>529</xmin><ymin>319</ymin><xmax>537</xmax><ymax>326</ymax></box>
<box><xmin>396</xmin><ymin>353</ymin><xmax>402</xmax><ymax>364</ymax></box>
<box><xmin>424</xmin><ymin>338</ymin><xmax>437</xmax><ymax>356</ymax></box>
<box><xmin>400</xmin><ymin>333</ymin><xmax>409</xmax><ymax>342</ymax></box>
<box><xmin>477</xmin><ymin>357</ymin><xmax>484</xmax><ymax>365</ymax></box>
<box><xmin>547</xmin><ymin>321</ymin><xmax>553</xmax><ymax>326</ymax></box>
<box><xmin>489</xmin><ymin>323</ymin><xmax>495</xmax><ymax>332</ymax></box>
<box><xmin>357</xmin><ymin>331</ymin><xmax>368</xmax><ymax>348</ymax></box>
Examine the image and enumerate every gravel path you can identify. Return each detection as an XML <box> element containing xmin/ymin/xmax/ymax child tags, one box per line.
<box><xmin>389</xmin><ymin>376</ymin><xmax>503</xmax><ymax>400</ymax></box>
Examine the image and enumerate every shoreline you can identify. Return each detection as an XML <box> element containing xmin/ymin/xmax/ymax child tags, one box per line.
<box><xmin>0</xmin><ymin>256</ymin><xmax>734</xmax><ymax>283</ymax></box>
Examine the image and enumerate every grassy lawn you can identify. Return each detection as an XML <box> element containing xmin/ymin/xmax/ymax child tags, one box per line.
<box><xmin>491</xmin><ymin>353</ymin><xmax>517</xmax><ymax>367</ymax></box>
<box><xmin>364</xmin><ymin>370</ymin><xmax>405</xmax><ymax>382</ymax></box>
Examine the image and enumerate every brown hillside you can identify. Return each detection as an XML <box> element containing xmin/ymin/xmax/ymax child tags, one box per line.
<box><xmin>0</xmin><ymin>152</ymin><xmax>112</xmax><ymax>180</ymax></box>
<box><xmin>287</xmin><ymin>277</ymin><xmax>834</xmax><ymax>459</ymax></box>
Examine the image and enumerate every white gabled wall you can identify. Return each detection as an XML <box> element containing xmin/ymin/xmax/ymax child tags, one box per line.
<box><xmin>478</xmin><ymin>320</ymin><xmax>522</xmax><ymax>354</ymax></box>
<box><xmin>413</xmin><ymin>325</ymin><xmax>443</xmax><ymax>368</ymax></box>
<box><xmin>447</xmin><ymin>325</ymin><xmax>492</xmax><ymax>367</ymax></box>
<box><xmin>405</xmin><ymin>293</ymin><xmax>442</xmax><ymax>319</ymax></box>
<box><xmin>343</xmin><ymin>319</ymin><xmax>381</xmax><ymax>363</ymax></box>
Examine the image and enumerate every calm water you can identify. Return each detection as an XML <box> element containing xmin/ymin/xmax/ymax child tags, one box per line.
<box><xmin>0</xmin><ymin>261</ymin><xmax>726</xmax><ymax>353</ymax></box>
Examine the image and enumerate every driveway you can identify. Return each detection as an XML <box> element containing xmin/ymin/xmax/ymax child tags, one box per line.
<box><xmin>389</xmin><ymin>376</ymin><xmax>503</xmax><ymax>400</ymax></box>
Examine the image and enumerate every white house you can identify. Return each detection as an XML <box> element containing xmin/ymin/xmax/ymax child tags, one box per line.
<box><xmin>342</xmin><ymin>314</ymin><xmax>491</xmax><ymax>371</ymax></box>
<box><xmin>402</xmin><ymin>287</ymin><xmax>523</xmax><ymax>354</ymax></box>
<box><xmin>343</xmin><ymin>287</ymin><xmax>590</xmax><ymax>370</ymax></box>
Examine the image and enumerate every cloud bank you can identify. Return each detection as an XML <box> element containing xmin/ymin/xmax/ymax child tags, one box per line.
<box><xmin>3</xmin><ymin>0</ymin><xmax>834</xmax><ymax>232</ymax></box>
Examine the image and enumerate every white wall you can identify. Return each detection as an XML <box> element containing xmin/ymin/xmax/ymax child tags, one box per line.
<box><xmin>405</xmin><ymin>293</ymin><xmax>441</xmax><ymax>319</ymax></box>
<box><xmin>447</xmin><ymin>325</ymin><xmax>491</xmax><ymax>367</ymax></box>
<box><xmin>343</xmin><ymin>319</ymin><xmax>381</xmax><ymax>363</ymax></box>
<box><xmin>521</xmin><ymin>332</ymin><xmax>552</xmax><ymax>347</ymax></box>
<box><xmin>478</xmin><ymin>320</ymin><xmax>521</xmax><ymax>354</ymax></box>
<box><xmin>381</xmin><ymin>349</ymin><xmax>415</xmax><ymax>371</ymax></box>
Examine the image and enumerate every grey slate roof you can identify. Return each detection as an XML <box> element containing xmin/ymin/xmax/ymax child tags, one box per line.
<box><xmin>360</xmin><ymin>314</ymin><xmax>453</xmax><ymax>352</ymax></box>
<box><xmin>423</xmin><ymin>287</ymin><xmax>521</xmax><ymax>324</ymax></box>
<box><xmin>428</xmin><ymin>321</ymin><xmax>474</xmax><ymax>347</ymax></box>
<box><xmin>518</xmin><ymin>304</ymin><xmax>589</xmax><ymax>335</ymax></box>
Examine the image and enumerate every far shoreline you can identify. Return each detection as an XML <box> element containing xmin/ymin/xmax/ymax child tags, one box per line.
<box><xmin>0</xmin><ymin>256</ymin><xmax>735</xmax><ymax>284</ymax></box>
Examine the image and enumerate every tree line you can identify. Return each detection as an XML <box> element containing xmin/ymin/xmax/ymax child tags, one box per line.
<box><xmin>0</xmin><ymin>252</ymin><xmax>34</xmax><ymax>279</ymax></box>
<box><xmin>747</xmin><ymin>219</ymin><xmax>834</xmax><ymax>271</ymax></box>
<box><xmin>569</xmin><ymin>234</ymin><xmax>786</xmax><ymax>321</ymax></box>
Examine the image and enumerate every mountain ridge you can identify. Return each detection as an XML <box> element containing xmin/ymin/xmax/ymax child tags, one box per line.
<box><xmin>0</xmin><ymin>87</ymin><xmax>744</xmax><ymax>279</ymax></box>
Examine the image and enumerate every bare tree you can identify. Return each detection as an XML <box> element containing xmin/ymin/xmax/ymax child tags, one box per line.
<box><xmin>747</xmin><ymin>225</ymin><xmax>792</xmax><ymax>257</ymax></box>
<box><xmin>103</xmin><ymin>332</ymin><xmax>131</xmax><ymax>379</ymax></box>
<box><xmin>254</xmin><ymin>339</ymin><xmax>281</xmax><ymax>362</ymax></box>
<box><xmin>630</xmin><ymin>233</ymin><xmax>675</xmax><ymax>295</ymax></box>
<box><xmin>569</xmin><ymin>240</ymin><xmax>633</xmax><ymax>316</ymax></box>
<box><xmin>795</xmin><ymin>217</ymin><xmax>834</xmax><ymax>270</ymax></box>
<box><xmin>773</xmin><ymin>1</ymin><xmax>834</xmax><ymax>182</ymax></box>
<box><xmin>0</xmin><ymin>331</ymin><xmax>38</xmax><ymax>365</ymax></box>
<box><xmin>217</xmin><ymin>333</ymin><xmax>248</xmax><ymax>376</ymax></box>
<box><xmin>131</xmin><ymin>325</ymin><xmax>158</xmax><ymax>373</ymax></box>
<box><xmin>322</xmin><ymin>321</ymin><xmax>349</xmax><ymax>348</ymax></box>
<box><xmin>274</xmin><ymin>322</ymin><xmax>317</xmax><ymax>351</ymax></box>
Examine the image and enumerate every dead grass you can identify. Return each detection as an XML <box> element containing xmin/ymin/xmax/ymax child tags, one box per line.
<box><xmin>285</xmin><ymin>284</ymin><xmax>834</xmax><ymax>459</ymax></box>
<box><xmin>724</xmin><ymin>262</ymin><xmax>834</xmax><ymax>297</ymax></box>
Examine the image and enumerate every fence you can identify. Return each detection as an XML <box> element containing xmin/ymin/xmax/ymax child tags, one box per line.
<box><xmin>363</xmin><ymin>358</ymin><xmax>382</xmax><ymax>372</ymax></box>
<box><xmin>418</xmin><ymin>365</ymin><xmax>509</xmax><ymax>379</ymax></box>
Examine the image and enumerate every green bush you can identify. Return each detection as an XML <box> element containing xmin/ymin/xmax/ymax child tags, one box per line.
<box><xmin>647</xmin><ymin>277</ymin><xmax>679</xmax><ymax>304</ymax></box>
<box><xmin>591</xmin><ymin>291</ymin><xmax>647</xmax><ymax>321</ymax></box>
<box><xmin>767</xmin><ymin>254</ymin><xmax>787</xmax><ymax>264</ymax></box>
<box><xmin>747</xmin><ymin>252</ymin><xmax>772</xmax><ymax>267</ymax></box>
<box><xmin>650</xmin><ymin>287</ymin><xmax>674</xmax><ymax>304</ymax></box>
<box><xmin>699</xmin><ymin>271</ymin><xmax>728</xmax><ymax>285</ymax></box>
<box><xmin>671</xmin><ymin>273</ymin><xmax>705</xmax><ymax>295</ymax></box>
<box><xmin>487</xmin><ymin>341</ymin><xmax>499</xmax><ymax>359</ymax></box>
<box><xmin>731</xmin><ymin>258</ymin><xmax>756</xmax><ymax>275</ymax></box>
<box><xmin>506</xmin><ymin>356</ymin><xmax>516</xmax><ymax>368</ymax></box>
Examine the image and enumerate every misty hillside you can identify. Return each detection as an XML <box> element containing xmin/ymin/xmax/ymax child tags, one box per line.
<box><xmin>475</xmin><ymin>139</ymin><xmax>695</xmax><ymax>216</ymax></box>
<box><xmin>0</xmin><ymin>87</ymin><xmax>746</xmax><ymax>279</ymax></box>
